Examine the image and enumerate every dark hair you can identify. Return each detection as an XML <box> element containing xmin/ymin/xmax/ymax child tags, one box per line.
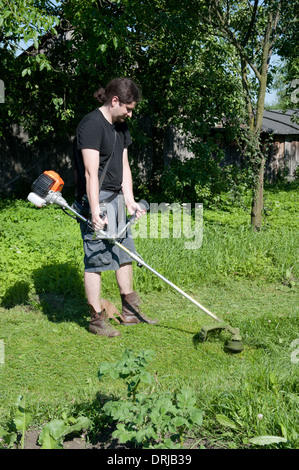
<box><xmin>94</xmin><ymin>78</ymin><xmax>142</xmax><ymax>105</ymax></box>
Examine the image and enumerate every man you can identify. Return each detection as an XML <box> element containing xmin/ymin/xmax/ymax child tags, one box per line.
<box><xmin>73</xmin><ymin>77</ymin><xmax>157</xmax><ymax>337</ymax></box>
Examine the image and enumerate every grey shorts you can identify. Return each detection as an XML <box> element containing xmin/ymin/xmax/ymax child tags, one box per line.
<box><xmin>80</xmin><ymin>191</ymin><xmax>136</xmax><ymax>272</ymax></box>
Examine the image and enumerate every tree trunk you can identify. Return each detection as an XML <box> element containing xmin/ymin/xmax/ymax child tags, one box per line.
<box><xmin>250</xmin><ymin>154</ymin><xmax>265</xmax><ymax>229</ymax></box>
<box><xmin>241</xmin><ymin>58</ymin><xmax>254</xmax><ymax>131</ymax></box>
<box><xmin>250</xmin><ymin>36</ymin><xmax>270</xmax><ymax>229</ymax></box>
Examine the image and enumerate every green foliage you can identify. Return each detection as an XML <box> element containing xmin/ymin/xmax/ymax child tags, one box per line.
<box><xmin>160</xmin><ymin>139</ymin><xmax>252</xmax><ymax>207</ymax></box>
<box><xmin>249</xmin><ymin>436</ymin><xmax>288</xmax><ymax>447</ymax></box>
<box><xmin>2</xmin><ymin>0</ymin><xmax>297</xmax><ymax>232</ymax></box>
<box><xmin>38</xmin><ymin>414</ymin><xmax>90</xmax><ymax>449</ymax></box>
<box><xmin>1</xmin><ymin>0</ymin><xmax>244</xmax><ymax>144</ymax></box>
<box><xmin>0</xmin><ymin>188</ymin><xmax>298</xmax><ymax>306</ymax></box>
<box><xmin>1</xmin><ymin>1</ymin><xmax>297</xmax><ymax>217</ymax></box>
<box><xmin>0</xmin><ymin>0</ymin><xmax>59</xmax><ymax>54</ymax></box>
<box><xmin>0</xmin><ymin>395</ymin><xmax>32</xmax><ymax>448</ymax></box>
<box><xmin>98</xmin><ymin>348</ymin><xmax>156</xmax><ymax>403</ymax></box>
<box><xmin>99</xmin><ymin>349</ymin><xmax>203</xmax><ymax>448</ymax></box>
<box><xmin>0</xmin><ymin>399</ymin><xmax>90</xmax><ymax>449</ymax></box>
<box><xmin>0</xmin><ymin>200</ymin><xmax>84</xmax><ymax>301</ymax></box>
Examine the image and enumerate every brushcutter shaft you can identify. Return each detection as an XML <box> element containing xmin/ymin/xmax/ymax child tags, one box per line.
<box><xmin>113</xmin><ymin>241</ymin><xmax>220</xmax><ymax>322</ymax></box>
<box><xmin>28</xmin><ymin>175</ymin><xmax>220</xmax><ymax>323</ymax></box>
<box><xmin>66</xmin><ymin>202</ymin><xmax>220</xmax><ymax>322</ymax></box>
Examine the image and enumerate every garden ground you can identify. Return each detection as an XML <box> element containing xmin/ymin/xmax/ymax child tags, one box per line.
<box><xmin>0</xmin><ymin>186</ymin><xmax>298</xmax><ymax>449</ymax></box>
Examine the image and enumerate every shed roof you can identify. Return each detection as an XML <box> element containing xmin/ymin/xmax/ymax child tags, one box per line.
<box><xmin>262</xmin><ymin>109</ymin><xmax>299</xmax><ymax>135</ymax></box>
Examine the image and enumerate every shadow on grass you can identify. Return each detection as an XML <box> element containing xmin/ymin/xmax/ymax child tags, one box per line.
<box><xmin>1</xmin><ymin>262</ymin><xmax>88</xmax><ymax>329</ymax></box>
<box><xmin>1</xmin><ymin>280</ymin><xmax>31</xmax><ymax>308</ymax></box>
<box><xmin>33</xmin><ymin>262</ymin><xmax>88</xmax><ymax>327</ymax></box>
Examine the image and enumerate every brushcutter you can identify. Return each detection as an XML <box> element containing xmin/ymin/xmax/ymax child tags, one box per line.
<box><xmin>27</xmin><ymin>170</ymin><xmax>244</xmax><ymax>354</ymax></box>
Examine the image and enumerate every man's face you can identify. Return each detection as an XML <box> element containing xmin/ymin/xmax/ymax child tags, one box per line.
<box><xmin>112</xmin><ymin>97</ymin><xmax>136</xmax><ymax>122</ymax></box>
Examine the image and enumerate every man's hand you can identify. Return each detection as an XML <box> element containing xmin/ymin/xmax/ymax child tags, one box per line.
<box><xmin>122</xmin><ymin>150</ymin><xmax>147</xmax><ymax>221</ymax></box>
<box><xmin>92</xmin><ymin>211</ymin><xmax>108</xmax><ymax>231</ymax></box>
<box><xmin>126</xmin><ymin>201</ymin><xmax>147</xmax><ymax>220</ymax></box>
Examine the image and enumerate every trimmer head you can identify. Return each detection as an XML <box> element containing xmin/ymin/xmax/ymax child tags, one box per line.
<box><xmin>198</xmin><ymin>322</ymin><xmax>244</xmax><ymax>354</ymax></box>
<box><xmin>223</xmin><ymin>339</ymin><xmax>244</xmax><ymax>354</ymax></box>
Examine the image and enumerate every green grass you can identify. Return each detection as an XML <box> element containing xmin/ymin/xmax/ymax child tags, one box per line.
<box><xmin>0</xmin><ymin>187</ymin><xmax>298</xmax><ymax>448</ymax></box>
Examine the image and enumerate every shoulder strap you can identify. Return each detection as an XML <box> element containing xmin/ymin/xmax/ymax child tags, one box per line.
<box><xmin>98</xmin><ymin>129</ymin><xmax>117</xmax><ymax>192</ymax></box>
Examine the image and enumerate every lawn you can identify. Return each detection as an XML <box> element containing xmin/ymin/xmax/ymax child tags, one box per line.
<box><xmin>0</xmin><ymin>185</ymin><xmax>298</xmax><ymax>449</ymax></box>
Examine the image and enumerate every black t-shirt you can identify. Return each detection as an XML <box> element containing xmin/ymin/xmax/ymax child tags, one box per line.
<box><xmin>73</xmin><ymin>108</ymin><xmax>132</xmax><ymax>203</ymax></box>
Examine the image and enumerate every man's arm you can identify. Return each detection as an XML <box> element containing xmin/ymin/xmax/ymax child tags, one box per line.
<box><xmin>82</xmin><ymin>148</ymin><xmax>107</xmax><ymax>230</ymax></box>
<box><xmin>122</xmin><ymin>149</ymin><xmax>145</xmax><ymax>219</ymax></box>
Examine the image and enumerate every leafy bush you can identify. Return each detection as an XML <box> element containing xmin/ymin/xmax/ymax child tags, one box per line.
<box><xmin>160</xmin><ymin>140</ymin><xmax>251</xmax><ymax>208</ymax></box>
<box><xmin>0</xmin><ymin>395</ymin><xmax>90</xmax><ymax>449</ymax></box>
<box><xmin>98</xmin><ymin>349</ymin><xmax>203</xmax><ymax>448</ymax></box>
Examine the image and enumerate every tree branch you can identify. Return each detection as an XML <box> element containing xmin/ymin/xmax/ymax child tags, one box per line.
<box><xmin>241</xmin><ymin>0</ymin><xmax>259</xmax><ymax>47</ymax></box>
<box><xmin>206</xmin><ymin>1</ymin><xmax>262</xmax><ymax>81</ymax></box>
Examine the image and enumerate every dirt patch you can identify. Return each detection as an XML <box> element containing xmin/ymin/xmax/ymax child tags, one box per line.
<box><xmin>13</xmin><ymin>427</ymin><xmax>208</xmax><ymax>450</ymax></box>
<box><xmin>13</xmin><ymin>427</ymin><xmax>142</xmax><ymax>449</ymax></box>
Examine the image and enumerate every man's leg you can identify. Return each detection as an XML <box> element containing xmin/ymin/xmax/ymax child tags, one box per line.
<box><xmin>116</xmin><ymin>263</ymin><xmax>158</xmax><ymax>325</ymax></box>
<box><xmin>85</xmin><ymin>271</ymin><xmax>121</xmax><ymax>337</ymax></box>
<box><xmin>115</xmin><ymin>262</ymin><xmax>133</xmax><ymax>295</ymax></box>
<box><xmin>84</xmin><ymin>271</ymin><xmax>102</xmax><ymax>312</ymax></box>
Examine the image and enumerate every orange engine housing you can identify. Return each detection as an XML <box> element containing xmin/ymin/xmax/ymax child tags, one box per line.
<box><xmin>31</xmin><ymin>170</ymin><xmax>65</xmax><ymax>198</ymax></box>
<box><xmin>43</xmin><ymin>170</ymin><xmax>64</xmax><ymax>192</ymax></box>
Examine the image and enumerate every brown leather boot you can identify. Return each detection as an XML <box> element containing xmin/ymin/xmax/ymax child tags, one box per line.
<box><xmin>100</xmin><ymin>299</ymin><xmax>125</xmax><ymax>324</ymax></box>
<box><xmin>89</xmin><ymin>308</ymin><xmax>121</xmax><ymax>337</ymax></box>
<box><xmin>121</xmin><ymin>291</ymin><xmax>158</xmax><ymax>325</ymax></box>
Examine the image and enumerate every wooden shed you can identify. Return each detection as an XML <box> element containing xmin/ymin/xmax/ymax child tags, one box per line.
<box><xmin>261</xmin><ymin>109</ymin><xmax>299</xmax><ymax>181</ymax></box>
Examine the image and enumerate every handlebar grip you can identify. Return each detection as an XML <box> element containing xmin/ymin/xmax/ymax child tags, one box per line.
<box><xmin>99</xmin><ymin>210</ymin><xmax>108</xmax><ymax>231</ymax></box>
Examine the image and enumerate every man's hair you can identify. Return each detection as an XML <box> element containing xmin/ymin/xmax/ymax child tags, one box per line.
<box><xmin>94</xmin><ymin>78</ymin><xmax>142</xmax><ymax>105</ymax></box>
